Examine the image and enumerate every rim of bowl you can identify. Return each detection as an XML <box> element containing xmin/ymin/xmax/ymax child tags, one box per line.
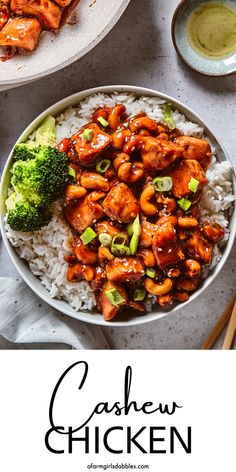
<box><xmin>0</xmin><ymin>0</ymin><xmax>131</xmax><ymax>87</ymax></box>
<box><xmin>0</xmin><ymin>84</ymin><xmax>236</xmax><ymax>327</ymax></box>
<box><xmin>171</xmin><ymin>0</ymin><xmax>236</xmax><ymax>78</ymax></box>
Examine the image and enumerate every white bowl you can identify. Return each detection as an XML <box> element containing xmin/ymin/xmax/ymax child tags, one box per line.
<box><xmin>1</xmin><ymin>85</ymin><xmax>236</xmax><ymax>327</ymax></box>
<box><xmin>0</xmin><ymin>0</ymin><xmax>130</xmax><ymax>89</ymax></box>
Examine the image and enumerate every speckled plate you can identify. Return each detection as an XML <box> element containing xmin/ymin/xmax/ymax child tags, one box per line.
<box><xmin>0</xmin><ymin>0</ymin><xmax>130</xmax><ymax>89</ymax></box>
<box><xmin>0</xmin><ymin>85</ymin><xmax>236</xmax><ymax>327</ymax></box>
<box><xmin>172</xmin><ymin>0</ymin><xmax>236</xmax><ymax>76</ymax></box>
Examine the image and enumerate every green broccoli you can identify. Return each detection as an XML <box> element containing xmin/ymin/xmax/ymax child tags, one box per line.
<box><xmin>7</xmin><ymin>199</ymin><xmax>52</xmax><ymax>232</ymax></box>
<box><xmin>11</xmin><ymin>145</ymin><xmax>69</xmax><ymax>206</ymax></box>
<box><xmin>12</xmin><ymin>142</ymin><xmax>37</xmax><ymax>161</ymax></box>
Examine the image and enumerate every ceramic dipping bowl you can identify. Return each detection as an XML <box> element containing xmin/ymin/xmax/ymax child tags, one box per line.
<box><xmin>171</xmin><ymin>0</ymin><xmax>236</xmax><ymax>76</ymax></box>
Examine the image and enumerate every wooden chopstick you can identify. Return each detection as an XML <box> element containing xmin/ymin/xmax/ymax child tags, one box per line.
<box><xmin>201</xmin><ymin>295</ymin><xmax>236</xmax><ymax>350</ymax></box>
<box><xmin>222</xmin><ymin>298</ymin><xmax>236</xmax><ymax>350</ymax></box>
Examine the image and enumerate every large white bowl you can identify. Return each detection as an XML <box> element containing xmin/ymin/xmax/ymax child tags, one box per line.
<box><xmin>0</xmin><ymin>0</ymin><xmax>130</xmax><ymax>89</ymax></box>
<box><xmin>1</xmin><ymin>85</ymin><xmax>236</xmax><ymax>326</ymax></box>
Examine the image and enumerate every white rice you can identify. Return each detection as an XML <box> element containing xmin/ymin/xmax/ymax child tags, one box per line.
<box><xmin>5</xmin><ymin>92</ymin><xmax>235</xmax><ymax>312</ymax></box>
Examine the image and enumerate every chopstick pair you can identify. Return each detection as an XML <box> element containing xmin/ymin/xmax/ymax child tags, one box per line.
<box><xmin>201</xmin><ymin>294</ymin><xmax>236</xmax><ymax>350</ymax></box>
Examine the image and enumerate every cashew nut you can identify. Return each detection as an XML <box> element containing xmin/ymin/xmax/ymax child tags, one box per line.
<box><xmin>140</xmin><ymin>184</ymin><xmax>158</xmax><ymax>216</ymax></box>
<box><xmin>80</xmin><ymin>172</ymin><xmax>110</xmax><ymax>192</ymax></box>
<box><xmin>137</xmin><ymin>248</ymin><xmax>156</xmax><ymax>267</ymax></box>
<box><xmin>113</xmin><ymin>153</ymin><xmax>130</xmax><ymax>172</ymax></box>
<box><xmin>108</xmin><ymin>104</ymin><xmax>126</xmax><ymax>130</ymax></box>
<box><xmin>178</xmin><ymin>217</ymin><xmax>198</xmax><ymax>229</ymax></box>
<box><xmin>118</xmin><ymin>161</ymin><xmax>144</xmax><ymax>183</ymax></box>
<box><xmin>144</xmin><ymin>277</ymin><xmax>173</xmax><ymax>295</ymax></box>
<box><xmin>88</xmin><ymin>190</ymin><xmax>106</xmax><ymax>202</ymax></box>
<box><xmin>112</xmin><ymin>129</ymin><xmax>132</xmax><ymax>149</ymax></box>
<box><xmin>129</xmin><ymin>116</ymin><xmax>158</xmax><ymax>134</ymax></box>
<box><xmin>156</xmin><ymin>215</ymin><xmax>178</xmax><ymax>228</ymax></box>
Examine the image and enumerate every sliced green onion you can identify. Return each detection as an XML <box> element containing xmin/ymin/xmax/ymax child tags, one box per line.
<box><xmin>83</xmin><ymin>128</ymin><xmax>94</xmax><ymax>141</ymax></box>
<box><xmin>132</xmin><ymin>215</ymin><xmax>141</xmax><ymax>236</ymax></box>
<box><xmin>177</xmin><ymin>197</ymin><xmax>192</xmax><ymax>211</ymax></box>
<box><xmin>153</xmin><ymin>176</ymin><xmax>173</xmax><ymax>192</ymax></box>
<box><xmin>105</xmin><ymin>288</ymin><xmax>125</xmax><ymax>307</ymax></box>
<box><xmin>127</xmin><ymin>223</ymin><xmax>133</xmax><ymax>237</ymax></box>
<box><xmin>146</xmin><ymin>268</ymin><xmax>156</xmax><ymax>278</ymax></box>
<box><xmin>188</xmin><ymin>177</ymin><xmax>199</xmax><ymax>193</ymax></box>
<box><xmin>111</xmin><ymin>244</ymin><xmax>130</xmax><ymax>256</ymax></box>
<box><xmin>99</xmin><ymin>233</ymin><xmax>112</xmax><ymax>247</ymax></box>
<box><xmin>163</xmin><ymin>102</ymin><xmax>176</xmax><ymax>130</ymax></box>
<box><xmin>97</xmin><ymin>116</ymin><xmax>109</xmax><ymax>127</ymax></box>
<box><xmin>129</xmin><ymin>216</ymin><xmax>141</xmax><ymax>255</ymax></box>
<box><xmin>96</xmin><ymin>159</ymin><xmax>111</xmax><ymax>173</ymax></box>
<box><xmin>129</xmin><ymin>234</ymin><xmax>139</xmax><ymax>255</ymax></box>
<box><xmin>134</xmin><ymin>289</ymin><xmax>147</xmax><ymax>301</ymax></box>
<box><xmin>112</xmin><ymin>233</ymin><xmax>128</xmax><ymax>246</ymax></box>
<box><xmin>68</xmin><ymin>166</ymin><xmax>76</xmax><ymax>179</ymax></box>
<box><xmin>80</xmin><ymin>227</ymin><xmax>97</xmax><ymax>245</ymax></box>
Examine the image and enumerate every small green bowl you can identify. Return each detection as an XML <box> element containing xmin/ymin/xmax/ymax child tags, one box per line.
<box><xmin>172</xmin><ymin>0</ymin><xmax>236</xmax><ymax>76</ymax></box>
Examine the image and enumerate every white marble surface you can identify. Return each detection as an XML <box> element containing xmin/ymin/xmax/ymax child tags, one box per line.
<box><xmin>0</xmin><ymin>0</ymin><xmax>235</xmax><ymax>349</ymax></box>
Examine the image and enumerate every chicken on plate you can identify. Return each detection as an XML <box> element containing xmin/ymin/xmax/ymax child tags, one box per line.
<box><xmin>0</xmin><ymin>0</ymin><xmax>80</xmax><ymax>58</ymax></box>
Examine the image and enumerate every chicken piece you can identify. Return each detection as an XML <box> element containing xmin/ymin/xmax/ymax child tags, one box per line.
<box><xmin>200</xmin><ymin>222</ymin><xmax>224</xmax><ymax>243</ymax></box>
<box><xmin>74</xmin><ymin>237</ymin><xmax>97</xmax><ymax>265</ymax></box>
<box><xmin>71</xmin><ymin>123</ymin><xmax>112</xmax><ymax>165</ymax></box>
<box><xmin>152</xmin><ymin>222</ymin><xmax>185</xmax><ymax>269</ymax></box>
<box><xmin>67</xmin><ymin>263</ymin><xmax>95</xmax><ymax>282</ymax></box>
<box><xmin>95</xmin><ymin>220</ymin><xmax>122</xmax><ymax>238</ymax></box>
<box><xmin>11</xmin><ymin>0</ymin><xmax>62</xmax><ymax>29</ymax></box>
<box><xmin>0</xmin><ymin>17</ymin><xmax>41</xmax><ymax>51</ymax></box>
<box><xmin>64</xmin><ymin>194</ymin><xmax>103</xmax><ymax>233</ymax></box>
<box><xmin>139</xmin><ymin>218</ymin><xmax>157</xmax><ymax>248</ymax></box>
<box><xmin>176</xmin><ymin>136</ymin><xmax>212</xmax><ymax>169</ymax></box>
<box><xmin>103</xmin><ymin>183</ymin><xmax>139</xmax><ymax>223</ymax></box>
<box><xmin>106</xmin><ymin>257</ymin><xmax>145</xmax><ymax>284</ymax></box>
<box><xmin>187</xmin><ymin>228</ymin><xmax>213</xmax><ymax>264</ymax></box>
<box><xmin>0</xmin><ymin>4</ymin><xmax>9</xmax><ymax>30</ymax></box>
<box><xmin>64</xmin><ymin>185</ymin><xmax>87</xmax><ymax>204</ymax></box>
<box><xmin>168</xmin><ymin>159</ymin><xmax>208</xmax><ymax>198</ymax></box>
<box><xmin>141</xmin><ymin>136</ymin><xmax>184</xmax><ymax>171</ymax></box>
<box><xmin>99</xmin><ymin>281</ymin><xmax>128</xmax><ymax>321</ymax></box>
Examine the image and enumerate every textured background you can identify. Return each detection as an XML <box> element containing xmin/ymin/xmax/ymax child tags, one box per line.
<box><xmin>0</xmin><ymin>0</ymin><xmax>235</xmax><ymax>349</ymax></box>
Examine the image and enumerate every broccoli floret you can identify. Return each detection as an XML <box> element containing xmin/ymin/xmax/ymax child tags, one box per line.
<box><xmin>7</xmin><ymin>200</ymin><xmax>52</xmax><ymax>232</ymax></box>
<box><xmin>12</xmin><ymin>143</ymin><xmax>37</xmax><ymax>161</ymax></box>
<box><xmin>11</xmin><ymin>145</ymin><xmax>69</xmax><ymax>206</ymax></box>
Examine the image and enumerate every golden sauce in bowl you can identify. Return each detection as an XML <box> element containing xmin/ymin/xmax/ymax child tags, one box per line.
<box><xmin>188</xmin><ymin>2</ymin><xmax>236</xmax><ymax>59</ymax></box>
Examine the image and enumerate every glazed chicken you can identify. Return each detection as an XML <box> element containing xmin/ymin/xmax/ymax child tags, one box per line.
<box><xmin>0</xmin><ymin>0</ymin><xmax>78</xmax><ymax>57</ymax></box>
<box><xmin>59</xmin><ymin>103</ymin><xmax>225</xmax><ymax>321</ymax></box>
<box><xmin>11</xmin><ymin>0</ymin><xmax>62</xmax><ymax>29</ymax></box>
<box><xmin>0</xmin><ymin>17</ymin><xmax>41</xmax><ymax>51</ymax></box>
